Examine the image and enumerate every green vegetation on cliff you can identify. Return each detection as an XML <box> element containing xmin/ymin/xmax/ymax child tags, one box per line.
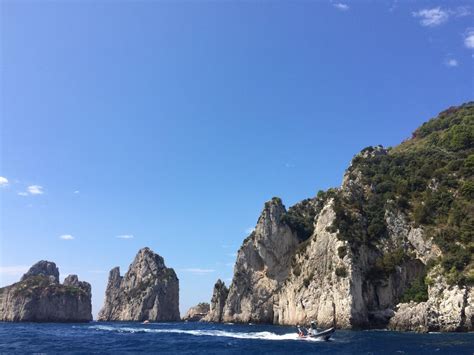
<box><xmin>332</xmin><ymin>102</ymin><xmax>474</xmax><ymax>286</ymax></box>
<box><xmin>12</xmin><ymin>276</ymin><xmax>86</xmax><ymax>298</ymax></box>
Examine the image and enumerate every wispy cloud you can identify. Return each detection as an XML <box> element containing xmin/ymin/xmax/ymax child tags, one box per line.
<box><xmin>181</xmin><ymin>268</ymin><xmax>215</xmax><ymax>275</ymax></box>
<box><xmin>116</xmin><ymin>234</ymin><xmax>134</xmax><ymax>239</ymax></box>
<box><xmin>333</xmin><ymin>3</ymin><xmax>349</xmax><ymax>11</ymax></box>
<box><xmin>59</xmin><ymin>234</ymin><xmax>75</xmax><ymax>240</ymax></box>
<box><xmin>18</xmin><ymin>192</ymin><xmax>28</xmax><ymax>196</ymax></box>
<box><xmin>0</xmin><ymin>176</ymin><xmax>8</xmax><ymax>187</ymax></box>
<box><xmin>465</xmin><ymin>29</ymin><xmax>474</xmax><ymax>49</ymax></box>
<box><xmin>28</xmin><ymin>185</ymin><xmax>44</xmax><ymax>195</ymax></box>
<box><xmin>0</xmin><ymin>265</ymin><xmax>29</xmax><ymax>276</ymax></box>
<box><xmin>412</xmin><ymin>7</ymin><xmax>449</xmax><ymax>27</ymax></box>
<box><xmin>445</xmin><ymin>58</ymin><xmax>459</xmax><ymax>67</ymax></box>
<box><xmin>73</xmin><ymin>190</ymin><xmax>80</xmax><ymax>194</ymax></box>
<box><xmin>412</xmin><ymin>7</ymin><xmax>471</xmax><ymax>27</ymax></box>
<box><xmin>245</xmin><ymin>227</ymin><xmax>255</xmax><ymax>235</ymax></box>
<box><xmin>454</xmin><ymin>6</ymin><xmax>471</xmax><ymax>18</ymax></box>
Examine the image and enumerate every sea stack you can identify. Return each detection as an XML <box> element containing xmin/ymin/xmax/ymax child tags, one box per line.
<box><xmin>98</xmin><ymin>247</ymin><xmax>180</xmax><ymax>321</ymax></box>
<box><xmin>203</xmin><ymin>279</ymin><xmax>229</xmax><ymax>322</ymax></box>
<box><xmin>0</xmin><ymin>261</ymin><xmax>92</xmax><ymax>322</ymax></box>
<box><xmin>182</xmin><ymin>302</ymin><xmax>210</xmax><ymax>322</ymax></box>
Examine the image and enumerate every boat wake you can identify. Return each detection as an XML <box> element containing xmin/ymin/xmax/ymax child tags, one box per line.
<box><xmin>89</xmin><ymin>325</ymin><xmax>323</xmax><ymax>342</ymax></box>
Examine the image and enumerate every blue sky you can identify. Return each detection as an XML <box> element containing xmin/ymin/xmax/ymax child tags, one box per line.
<box><xmin>0</xmin><ymin>0</ymin><xmax>473</xmax><ymax>318</ymax></box>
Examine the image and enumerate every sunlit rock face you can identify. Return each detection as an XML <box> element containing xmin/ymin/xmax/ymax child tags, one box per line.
<box><xmin>0</xmin><ymin>261</ymin><xmax>92</xmax><ymax>322</ymax></box>
<box><xmin>210</xmin><ymin>103</ymin><xmax>474</xmax><ymax>332</ymax></box>
<box><xmin>203</xmin><ymin>279</ymin><xmax>229</xmax><ymax>322</ymax></box>
<box><xmin>183</xmin><ymin>302</ymin><xmax>210</xmax><ymax>322</ymax></box>
<box><xmin>222</xmin><ymin>198</ymin><xmax>300</xmax><ymax>323</ymax></box>
<box><xmin>98</xmin><ymin>247</ymin><xmax>180</xmax><ymax>322</ymax></box>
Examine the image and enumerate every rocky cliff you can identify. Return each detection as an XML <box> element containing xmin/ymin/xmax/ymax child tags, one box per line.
<box><xmin>222</xmin><ymin>198</ymin><xmax>300</xmax><ymax>323</ymax></box>
<box><xmin>203</xmin><ymin>279</ymin><xmax>229</xmax><ymax>322</ymax></box>
<box><xmin>389</xmin><ymin>266</ymin><xmax>473</xmax><ymax>332</ymax></box>
<box><xmin>0</xmin><ymin>261</ymin><xmax>92</xmax><ymax>322</ymax></box>
<box><xmin>207</xmin><ymin>102</ymin><xmax>474</xmax><ymax>331</ymax></box>
<box><xmin>183</xmin><ymin>302</ymin><xmax>210</xmax><ymax>321</ymax></box>
<box><xmin>98</xmin><ymin>247</ymin><xmax>180</xmax><ymax>321</ymax></box>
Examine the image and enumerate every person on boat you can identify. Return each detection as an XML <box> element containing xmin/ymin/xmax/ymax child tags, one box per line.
<box><xmin>296</xmin><ymin>325</ymin><xmax>307</xmax><ymax>337</ymax></box>
<box><xmin>309</xmin><ymin>321</ymin><xmax>317</xmax><ymax>336</ymax></box>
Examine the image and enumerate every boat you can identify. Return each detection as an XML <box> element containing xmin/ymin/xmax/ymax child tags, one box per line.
<box><xmin>298</xmin><ymin>327</ymin><xmax>335</xmax><ymax>341</ymax></box>
<box><xmin>297</xmin><ymin>322</ymin><xmax>335</xmax><ymax>341</ymax></box>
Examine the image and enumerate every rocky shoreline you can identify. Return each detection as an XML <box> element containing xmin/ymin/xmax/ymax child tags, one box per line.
<box><xmin>1</xmin><ymin>104</ymin><xmax>473</xmax><ymax>332</ymax></box>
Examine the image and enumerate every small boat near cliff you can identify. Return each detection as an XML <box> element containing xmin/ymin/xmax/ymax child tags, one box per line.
<box><xmin>298</xmin><ymin>327</ymin><xmax>335</xmax><ymax>341</ymax></box>
<box><xmin>297</xmin><ymin>322</ymin><xmax>335</xmax><ymax>341</ymax></box>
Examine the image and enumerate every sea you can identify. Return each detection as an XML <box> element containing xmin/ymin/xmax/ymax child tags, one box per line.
<box><xmin>0</xmin><ymin>322</ymin><xmax>473</xmax><ymax>354</ymax></box>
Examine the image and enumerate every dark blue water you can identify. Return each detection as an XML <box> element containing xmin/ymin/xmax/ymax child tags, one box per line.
<box><xmin>0</xmin><ymin>322</ymin><xmax>473</xmax><ymax>354</ymax></box>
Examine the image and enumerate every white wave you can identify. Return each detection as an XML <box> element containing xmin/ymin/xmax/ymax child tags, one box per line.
<box><xmin>89</xmin><ymin>325</ymin><xmax>323</xmax><ymax>342</ymax></box>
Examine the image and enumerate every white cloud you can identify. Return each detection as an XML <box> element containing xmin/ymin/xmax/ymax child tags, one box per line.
<box><xmin>27</xmin><ymin>185</ymin><xmax>44</xmax><ymax>195</ymax></box>
<box><xmin>245</xmin><ymin>227</ymin><xmax>255</xmax><ymax>235</ymax></box>
<box><xmin>465</xmin><ymin>29</ymin><xmax>474</xmax><ymax>49</ymax></box>
<box><xmin>333</xmin><ymin>3</ymin><xmax>349</xmax><ymax>11</ymax></box>
<box><xmin>412</xmin><ymin>7</ymin><xmax>449</xmax><ymax>27</ymax></box>
<box><xmin>456</xmin><ymin>7</ymin><xmax>471</xmax><ymax>17</ymax></box>
<box><xmin>73</xmin><ymin>190</ymin><xmax>80</xmax><ymax>194</ymax></box>
<box><xmin>181</xmin><ymin>268</ymin><xmax>215</xmax><ymax>275</ymax></box>
<box><xmin>116</xmin><ymin>234</ymin><xmax>134</xmax><ymax>239</ymax></box>
<box><xmin>59</xmin><ymin>234</ymin><xmax>75</xmax><ymax>240</ymax></box>
<box><xmin>412</xmin><ymin>7</ymin><xmax>471</xmax><ymax>27</ymax></box>
<box><xmin>0</xmin><ymin>265</ymin><xmax>29</xmax><ymax>276</ymax></box>
<box><xmin>445</xmin><ymin>58</ymin><xmax>459</xmax><ymax>67</ymax></box>
<box><xmin>18</xmin><ymin>192</ymin><xmax>28</xmax><ymax>196</ymax></box>
<box><xmin>0</xmin><ymin>176</ymin><xmax>8</xmax><ymax>187</ymax></box>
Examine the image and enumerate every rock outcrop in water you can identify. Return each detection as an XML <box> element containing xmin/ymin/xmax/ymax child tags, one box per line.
<box><xmin>204</xmin><ymin>279</ymin><xmax>229</xmax><ymax>322</ymax></box>
<box><xmin>205</xmin><ymin>102</ymin><xmax>474</xmax><ymax>332</ymax></box>
<box><xmin>98</xmin><ymin>247</ymin><xmax>180</xmax><ymax>321</ymax></box>
<box><xmin>389</xmin><ymin>268</ymin><xmax>474</xmax><ymax>332</ymax></box>
<box><xmin>0</xmin><ymin>261</ymin><xmax>92</xmax><ymax>322</ymax></box>
<box><xmin>183</xmin><ymin>302</ymin><xmax>210</xmax><ymax>321</ymax></box>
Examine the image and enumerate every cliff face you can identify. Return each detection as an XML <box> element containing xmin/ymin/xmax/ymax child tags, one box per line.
<box><xmin>222</xmin><ymin>198</ymin><xmax>300</xmax><ymax>323</ymax></box>
<box><xmin>208</xmin><ymin>102</ymin><xmax>473</xmax><ymax>331</ymax></box>
<box><xmin>389</xmin><ymin>267</ymin><xmax>473</xmax><ymax>332</ymax></box>
<box><xmin>276</xmin><ymin>199</ymin><xmax>356</xmax><ymax>328</ymax></box>
<box><xmin>98</xmin><ymin>247</ymin><xmax>180</xmax><ymax>321</ymax></box>
<box><xmin>0</xmin><ymin>261</ymin><xmax>92</xmax><ymax>322</ymax></box>
<box><xmin>204</xmin><ymin>279</ymin><xmax>229</xmax><ymax>322</ymax></box>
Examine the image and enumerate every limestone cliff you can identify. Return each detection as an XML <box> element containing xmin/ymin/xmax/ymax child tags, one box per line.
<box><xmin>98</xmin><ymin>247</ymin><xmax>180</xmax><ymax>321</ymax></box>
<box><xmin>183</xmin><ymin>302</ymin><xmax>210</xmax><ymax>321</ymax></box>
<box><xmin>222</xmin><ymin>198</ymin><xmax>300</xmax><ymax>323</ymax></box>
<box><xmin>0</xmin><ymin>261</ymin><xmax>92</xmax><ymax>322</ymax></box>
<box><xmin>203</xmin><ymin>279</ymin><xmax>229</xmax><ymax>322</ymax></box>
<box><xmin>208</xmin><ymin>102</ymin><xmax>473</xmax><ymax>332</ymax></box>
<box><xmin>389</xmin><ymin>267</ymin><xmax>473</xmax><ymax>332</ymax></box>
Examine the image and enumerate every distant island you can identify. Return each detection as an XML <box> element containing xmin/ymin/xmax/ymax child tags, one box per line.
<box><xmin>1</xmin><ymin>103</ymin><xmax>472</xmax><ymax>332</ymax></box>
